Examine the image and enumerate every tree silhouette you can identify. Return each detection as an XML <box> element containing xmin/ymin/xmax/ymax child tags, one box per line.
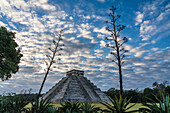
<box><xmin>0</xmin><ymin>26</ymin><xmax>23</xmax><ymax>81</ymax></box>
<box><xmin>105</xmin><ymin>6</ymin><xmax>128</xmax><ymax>96</ymax></box>
<box><xmin>37</xmin><ymin>30</ymin><xmax>64</xmax><ymax>99</ymax></box>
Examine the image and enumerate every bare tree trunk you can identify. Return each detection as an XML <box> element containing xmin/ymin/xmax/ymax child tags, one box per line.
<box><xmin>116</xmin><ymin>41</ymin><xmax>123</xmax><ymax>97</ymax></box>
<box><xmin>118</xmin><ymin>62</ymin><xmax>123</xmax><ymax>97</ymax></box>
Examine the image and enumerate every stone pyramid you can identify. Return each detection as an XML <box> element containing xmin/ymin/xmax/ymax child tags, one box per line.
<box><xmin>42</xmin><ymin>69</ymin><xmax>110</xmax><ymax>102</ymax></box>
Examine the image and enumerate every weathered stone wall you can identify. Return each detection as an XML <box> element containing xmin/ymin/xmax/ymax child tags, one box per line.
<box><xmin>43</xmin><ymin>70</ymin><xmax>110</xmax><ymax>102</ymax></box>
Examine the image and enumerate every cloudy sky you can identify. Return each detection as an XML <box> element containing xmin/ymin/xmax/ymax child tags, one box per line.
<box><xmin>0</xmin><ymin>0</ymin><xmax>169</xmax><ymax>94</ymax></box>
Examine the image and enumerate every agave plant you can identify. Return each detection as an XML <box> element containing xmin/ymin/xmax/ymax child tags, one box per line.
<box><xmin>81</xmin><ymin>102</ymin><xmax>101</xmax><ymax>113</ymax></box>
<box><xmin>30</xmin><ymin>97</ymin><xmax>54</xmax><ymax>113</ymax></box>
<box><xmin>6</xmin><ymin>93</ymin><xmax>29</xmax><ymax>113</ymax></box>
<box><xmin>47</xmin><ymin>106</ymin><xmax>59</xmax><ymax>113</ymax></box>
<box><xmin>0</xmin><ymin>96</ymin><xmax>9</xmax><ymax>113</ymax></box>
<box><xmin>139</xmin><ymin>94</ymin><xmax>170</xmax><ymax>113</ymax></box>
<box><xmin>58</xmin><ymin>102</ymin><xmax>81</xmax><ymax>113</ymax></box>
<box><xmin>100</xmin><ymin>96</ymin><xmax>138</xmax><ymax>113</ymax></box>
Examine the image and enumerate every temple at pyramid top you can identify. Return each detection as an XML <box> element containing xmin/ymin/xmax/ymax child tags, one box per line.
<box><xmin>66</xmin><ymin>69</ymin><xmax>84</xmax><ymax>77</ymax></box>
<box><xmin>42</xmin><ymin>69</ymin><xmax>110</xmax><ymax>102</ymax></box>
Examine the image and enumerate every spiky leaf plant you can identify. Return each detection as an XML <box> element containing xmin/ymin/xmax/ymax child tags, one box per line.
<box><xmin>0</xmin><ymin>96</ymin><xmax>8</xmax><ymax>113</ymax></box>
<box><xmin>58</xmin><ymin>102</ymin><xmax>81</xmax><ymax>113</ymax></box>
<box><xmin>47</xmin><ymin>106</ymin><xmax>59</xmax><ymax>113</ymax></box>
<box><xmin>139</xmin><ymin>94</ymin><xmax>170</xmax><ymax>113</ymax></box>
<box><xmin>30</xmin><ymin>97</ymin><xmax>53</xmax><ymax>113</ymax></box>
<box><xmin>6</xmin><ymin>93</ymin><xmax>29</xmax><ymax>113</ymax></box>
<box><xmin>81</xmin><ymin>102</ymin><xmax>101</xmax><ymax>113</ymax></box>
<box><xmin>100</xmin><ymin>96</ymin><xmax>138</xmax><ymax>113</ymax></box>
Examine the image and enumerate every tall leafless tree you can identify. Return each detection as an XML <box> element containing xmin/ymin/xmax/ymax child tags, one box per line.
<box><xmin>105</xmin><ymin>6</ymin><xmax>128</xmax><ymax>97</ymax></box>
<box><xmin>37</xmin><ymin>30</ymin><xmax>64</xmax><ymax>99</ymax></box>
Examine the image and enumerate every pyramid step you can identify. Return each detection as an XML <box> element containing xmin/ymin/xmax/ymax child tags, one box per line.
<box><xmin>63</xmin><ymin>75</ymin><xmax>89</xmax><ymax>102</ymax></box>
<box><xmin>43</xmin><ymin>70</ymin><xmax>110</xmax><ymax>102</ymax></box>
<box><xmin>50</xmin><ymin>78</ymin><xmax>71</xmax><ymax>102</ymax></box>
<box><xmin>95</xmin><ymin>90</ymin><xmax>110</xmax><ymax>102</ymax></box>
<box><xmin>84</xmin><ymin>78</ymin><xmax>99</xmax><ymax>89</ymax></box>
<box><xmin>45</xmin><ymin>77</ymin><xmax>68</xmax><ymax>93</ymax></box>
<box><xmin>84</xmin><ymin>78</ymin><xmax>109</xmax><ymax>102</ymax></box>
<box><xmin>81</xmin><ymin>77</ymin><xmax>100</xmax><ymax>90</ymax></box>
<box><xmin>42</xmin><ymin>77</ymin><xmax>69</xmax><ymax>100</ymax></box>
<box><xmin>76</xmin><ymin>76</ymin><xmax>102</xmax><ymax>102</ymax></box>
<box><xmin>81</xmin><ymin>76</ymin><xmax>109</xmax><ymax>102</ymax></box>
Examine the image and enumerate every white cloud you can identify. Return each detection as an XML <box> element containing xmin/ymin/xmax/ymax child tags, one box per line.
<box><xmin>151</xmin><ymin>48</ymin><xmax>159</xmax><ymax>51</ymax></box>
<box><xmin>130</xmin><ymin>45</ymin><xmax>148</xmax><ymax>58</ymax></box>
<box><xmin>136</xmin><ymin>0</ymin><xmax>170</xmax><ymax>41</ymax></box>
<box><xmin>135</xmin><ymin>12</ymin><xmax>144</xmax><ymax>26</ymax></box>
<box><xmin>140</xmin><ymin>21</ymin><xmax>156</xmax><ymax>41</ymax></box>
<box><xmin>0</xmin><ymin>21</ymin><xmax>7</xmax><ymax>27</ymax></box>
<box><xmin>77</xmin><ymin>24</ymin><xmax>94</xmax><ymax>40</ymax></box>
<box><xmin>156</xmin><ymin>13</ymin><xmax>164</xmax><ymax>21</ymax></box>
<box><xmin>157</xmin><ymin>9</ymin><xmax>170</xmax><ymax>21</ymax></box>
<box><xmin>9</xmin><ymin>0</ymin><xmax>29</xmax><ymax>11</ymax></box>
<box><xmin>96</xmin><ymin>0</ymin><xmax>105</xmax><ymax>3</ymax></box>
<box><xmin>41</xmin><ymin>4</ymin><xmax>56</xmax><ymax>11</ymax></box>
<box><xmin>83</xmin><ymin>15</ymin><xmax>91</xmax><ymax>19</ymax></box>
<box><xmin>94</xmin><ymin>49</ymin><xmax>104</xmax><ymax>57</ymax></box>
<box><xmin>64</xmin><ymin>28</ymin><xmax>77</xmax><ymax>34</ymax></box>
<box><xmin>28</xmin><ymin>0</ymin><xmax>56</xmax><ymax>11</ymax></box>
<box><xmin>165</xmin><ymin>4</ymin><xmax>170</xmax><ymax>9</ymax></box>
<box><xmin>123</xmin><ymin>44</ymin><xmax>133</xmax><ymax>50</ymax></box>
<box><xmin>97</xmin><ymin>34</ymin><xmax>105</xmax><ymax>39</ymax></box>
<box><xmin>69</xmin><ymin>16</ymin><xmax>73</xmax><ymax>20</ymax></box>
<box><xmin>93</xmin><ymin>27</ymin><xmax>110</xmax><ymax>35</ymax></box>
<box><xmin>134</xmin><ymin>50</ymin><xmax>146</xmax><ymax>57</ymax></box>
<box><xmin>99</xmin><ymin>40</ymin><xmax>106</xmax><ymax>47</ymax></box>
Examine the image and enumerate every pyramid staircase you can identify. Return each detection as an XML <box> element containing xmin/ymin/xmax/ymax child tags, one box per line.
<box><xmin>42</xmin><ymin>70</ymin><xmax>110</xmax><ymax>102</ymax></box>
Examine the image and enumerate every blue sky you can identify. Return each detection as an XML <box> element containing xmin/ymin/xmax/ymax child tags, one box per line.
<box><xmin>0</xmin><ymin>0</ymin><xmax>169</xmax><ymax>94</ymax></box>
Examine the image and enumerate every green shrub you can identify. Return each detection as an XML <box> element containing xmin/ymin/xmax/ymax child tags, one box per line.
<box><xmin>58</xmin><ymin>102</ymin><xmax>81</xmax><ymax>113</ymax></box>
<box><xmin>139</xmin><ymin>94</ymin><xmax>170</xmax><ymax>113</ymax></box>
<box><xmin>81</xmin><ymin>102</ymin><xmax>101</xmax><ymax>113</ymax></box>
<box><xmin>100</xmin><ymin>96</ymin><xmax>138</xmax><ymax>113</ymax></box>
<box><xmin>29</xmin><ymin>97</ymin><xmax>54</xmax><ymax>113</ymax></box>
<box><xmin>3</xmin><ymin>93</ymin><xmax>29</xmax><ymax>113</ymax></box>
<box><xmin>0</xmin><ymin>96</ymin><xmax>9</xmax><ymax>113</ymax></box>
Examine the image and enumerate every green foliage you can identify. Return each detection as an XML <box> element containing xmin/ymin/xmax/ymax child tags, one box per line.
<box><xmin>105</xmin><ymin>88</ymin><xmax>140</xmax><ymax>103</ymax></box>
<box><xmin>152</xmin><ymin>81</ymin><xmax>169</xmax><ymax>99</ymax></box>
<box><xmin>165</xmin><ymin>86</ymin><xmax>170</xmax><ymax>95</ymax></box>
<box><xmin>58</xmin><ymin>102</ymin><xmax>81</xmax><ymax>113</ymax></box>
<box><xmin>81</xmin><ymin>102</ymin><xmax>101</xmax><ymax>113</ymax></box>
<box><xmin>0</xmin><ymin>26</ymin><xmax>23</xmax><ymax>80</ymax></box>
<box><xmin>6</xmin><ymin>93</ymin><xmax>29</xmax><ymax>113</ymax></box>
<box><xmin>0</xmin><ymin>96</ymin><xmax>8</xmax><ymax>113</ymax></box>
<box><xmin>0</xmin><ymin>93</ymin><xmax>30</xmax><ymax>113</ymax></box>
<box><xmin>100</xmin><ymin>96</ymin><xmax>138</xmax><ymax>113</ymax></box>
<box><xmin>46</xmin><ymin>106</ymin><xmax>59</xmax><ymax>113</ymax></box>
<box><xmin>142</xmin><ymin>88</ymin><xmax>154</xmax><ymax>102</ymax></box>
<box><xmin>30</xmin><ymin>97</ymin><xmax>54</xmax><ymax>113</ymax></box>
<box><xmin>139</xmin><ymin>95</ymin><xmax>170</xmax><ymax>113</ymax></box>
<box><xmin>0</xmin><ymin>94</ymin><xmax>58</xmax><ymax>113</ymax></box>
<box><xmin>105</xmin><ymin>81</ymin><xmax>170</xmax><ymax>103</ymax></box>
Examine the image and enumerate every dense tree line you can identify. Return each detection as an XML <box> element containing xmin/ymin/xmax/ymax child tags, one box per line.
<box><xmin>105</xmin><ymin>81</ymin><xmax>170</xmax><ymax>103</ymax></box>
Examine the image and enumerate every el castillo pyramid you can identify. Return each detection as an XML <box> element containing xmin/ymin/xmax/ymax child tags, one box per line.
<box><xmin>42</xmin><ymin>69</ymin><xmax>110</xmax><ymax>102</ymax></box>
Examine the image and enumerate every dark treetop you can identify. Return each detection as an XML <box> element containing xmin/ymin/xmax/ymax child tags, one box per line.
<box><xmin>0</xmin><ymin>26</ymin><xmax>23</xmax><ymax>81</ymax></box>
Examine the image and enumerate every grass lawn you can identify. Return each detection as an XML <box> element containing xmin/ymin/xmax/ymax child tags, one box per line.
<box><xmin>51</xmin><ymin>102</ymin><xmax>143</xmax><ymax>109</ymax></box>
<box><xmin>25</xmin><ymin>102</ymin><xmax>144</xmax><ymax>112</ymax></box>
<box><xmin>52</xmin><ymin>103</ymin><xmax>143</xmax><ymax>111</ymax></box>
